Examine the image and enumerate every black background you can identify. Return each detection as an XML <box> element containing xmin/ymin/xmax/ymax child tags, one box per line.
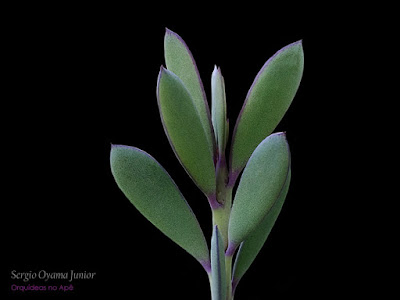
<box><xmin>4</xmin><ymin>5</ymin><xmax>368</xmax><ymax>299</ymax></box>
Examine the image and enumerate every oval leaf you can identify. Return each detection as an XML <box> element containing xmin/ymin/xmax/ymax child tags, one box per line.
<box><xmin>157</xmin><ymin>67</ymin><xmax>216</xmax><ymax>196</ymax></box>
<box><xmin>228</xmin><ymin>132</ymin><xmax>290</xmax><ymax>246</ymax></box>
<box><xmin>110</xmin><ymin>144</ymin><xmax>210</xmax><ymax>265</ymax></box>
<box><xmin>211</xmin><ymin>66</ymin><xmax>228</xmax><ymax>155</ymax></box>
<box><xmin>232</xmin><ymin>169</ymin><xmax>291</xmax><ymax>289</ymax></box>
<box><xmin>211</xmin><ymin>225</ymin><xmax>227</xmax><ymax>300</ymax></box>
<box><xmin>164</xmin><ymin>28</ymin><xmax>215</xmax><ymax>156</ymax></box>
<box><xmin>230</xmin><ymin>41</ymin><xmax>303</xmax><ymax>176</ymax></box>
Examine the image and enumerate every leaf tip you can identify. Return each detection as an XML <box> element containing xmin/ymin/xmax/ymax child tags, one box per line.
<box><xmin>110</xmin><ymin>143</ymin><xmax>122</xmax><ymax>150</ymax></box>
<box><xmin>263</xmin><ymin>132</ymin><xmax>290</xmax><ymax>152</ymax></box>
<box><xmin>289</xmin><ymin>39</ymin><xmax>304</xmax><ymax>54</ymax></box>
<box><xmin>164</xmin><ymin>27</ymin><xmax>184</xmax><ymax>45</ymax></box>
<box><xmin>212</xmin><ymin>65</ymin><xmax>223</xmax><ymax>76</ymax></box>
<box><xmin>157</xmin><ymin>65</ymin><xmax>167</xmax><ymax>94</ymax></box>
<box><xmin>276</xmin><ymin>131</ymin><xmax>287</xmax><ymax>138</ymax></box>
<box><xmin>165</xmin><ymin>27</ymin><xmax>176</xmax><ymax>37</ymax></box>
<box><xmin>159</xmin><ymin>64</ymin><xmax>167</xmax><ymax>74</ymax></box>
<box><xmin>110</xmin><ymin>144</ymin><xmax>137</xmax><ymax>152</ymax></box>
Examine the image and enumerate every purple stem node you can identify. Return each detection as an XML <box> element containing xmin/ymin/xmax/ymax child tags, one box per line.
<box><xmin>225</xmin><ymin>241</ymin><xmax>237</xmax><ymax>257</ymax></box>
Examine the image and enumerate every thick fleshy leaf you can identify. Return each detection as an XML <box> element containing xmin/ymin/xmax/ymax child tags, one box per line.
<box><xmin>211</xmin><ymin>66</ymin><xmax>228</xmax><ymax>155</ymax></box>
<box><xmin>157</xmin><ymin>67</ymin><xmax>216</xmax><ymax>196</ymax></box>
<box><xmin>230</xmin><ymin>41</ymin><xmax>303</xmax><ymax>177</ymax></box>
<box><xmin>164</xmin><ymin>28</ymin><xmax>215</xmax><ymax>156</ymax></box>
<box><xmin>232</xmin><ymin>169</ymin><xmax>291</xmax><ymax>288</ymax></box>
<box><xmin>110</xmin><ymin>145</ymin><xmax>210</xmax><ymax>264</ymax></box>
<box><xmin>228</xmin><ymin>132</ymin><xmax>290</xmax><ymax>247</ymax></box>
<box><xmin>211</xmin><ymin>226</ymin><xmax>226</xmax><ymax>300</ymax></box>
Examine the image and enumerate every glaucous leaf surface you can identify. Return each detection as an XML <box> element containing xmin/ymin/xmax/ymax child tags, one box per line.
<box><xmin>230</xmin><ymin>41</ymin><xmax>303</xmax><ymax>176</ymax></box>
<box><xmin>211</xmin><ymin>226</ymin><xmax>227</xmax><ymax>300</ymax></box>
<box><xmin>110</xmin><ymin>145</ymin><xmax>210</xmax><ymax>264</ymax></box>
<box><xmin>157</xmin><ymin>67</ymin><xmax>216</xmax><ymax>196</ymax></box>
<box><xmin>211</xmin><ymin>66</ymin><xmax>228</xmax><ymax>155</ymax></box>
<box><xmin>164</xmin><ymin>28</ymin><xmax>215</xmax><ymax>156</ymax></box>
<box><xmin>232</xmin><ymin>169</ymin><xmax>291</xmax><ymax>286</ymax></box>
<box><xmin>228</xmin><ymin>133</ymin><xmax>290</xmax><ymax>246</ymax></box>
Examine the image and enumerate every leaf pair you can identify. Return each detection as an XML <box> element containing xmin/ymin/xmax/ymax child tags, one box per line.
<box><xmin>212</xmin><ymin>134</ymin><xmax>292</xmax><ymax>297</ymax></box>
<box><xmin>224</xmin><ymin>40</ymin><xmax>303</xmax><ymax>289</ymax></box>
<box><xmin>225</xmin><ymin>133</ymin><xmax>291</xmax><ymax>292</ymax></box>
<box><xmin>229</xmin><ymin>40</ymin><xmax>303</xmax><ymax>184</ymax></box>
<box><xmin>160</xmin><ymin>29</ymin><xmax>217</xmax><ymax>198</ymax></box>
<box><xmin>109</xmin><ymin>135</ymin><xmax>291</xmax><ymax>287</ymax></box>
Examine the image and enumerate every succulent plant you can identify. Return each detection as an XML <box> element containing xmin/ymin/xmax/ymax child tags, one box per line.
<box><xmin>110</xmin><ymin>28</ymin><xmax>304</xmax><ymax>299</ymax></box>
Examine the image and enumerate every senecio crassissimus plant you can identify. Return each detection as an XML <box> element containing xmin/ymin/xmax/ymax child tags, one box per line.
<box><xmin>110</xmin><ymin>28</ymin><xmax>304</xmax><ymax>300</ymax></box>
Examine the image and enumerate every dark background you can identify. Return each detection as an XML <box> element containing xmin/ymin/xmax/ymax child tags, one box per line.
<box><xmin>4</xmin><ymin>5</ymin><xmax>367</xmax><ymax>299</ymax></box>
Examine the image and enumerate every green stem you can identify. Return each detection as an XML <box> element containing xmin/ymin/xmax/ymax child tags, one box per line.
<box><xmin>208</xmin><ymin>273</ymin><xmax>213</xmax><ymax>300</ymax></box>
<box><xmin>210</xmin><ymin>153</ymin><xmax>235</xmax><ymax>299</ymax></box>
<box><xmin>211</xmin><ymin>183</ymin><xmax>233</xmax><ymax>299</ymax></box>
<box><xmin>225</xmin><ymin>255</ymin><xmax>233</xmax><ymax>299</ymax></box>
<box><xmin>212</xmin><ymin>186</ymin><xmax>232</xmax><ymax>249</ymax></box>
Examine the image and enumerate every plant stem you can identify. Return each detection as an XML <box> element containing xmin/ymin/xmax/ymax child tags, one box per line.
<box><xmin>208</xmin><ymin>273</ymin><xmax>213</xmax><ymax>300</ymax></box>
<box><xmin>210</xmin><ymin>153</ymin><xmax>236</xmax><ymax>299</ymax></box>
<box><xmin>211</xmin><ymin>175</ymin><xmax>233</xmax><ymax>299</ymax></box>
<box><xmin>212</xmin><ymin>186</ymin><xmax>232</xmax><ymax>249</ymax></box>
<box><xmin>225</xmin><ymin>254</ymin><xmax>233</xmax><ymax>299</ymax></box>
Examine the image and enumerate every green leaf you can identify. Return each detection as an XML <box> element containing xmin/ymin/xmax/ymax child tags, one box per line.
<box><xmin>157</xmin><ymin>67</ymin><xmax>216</xmax><ymax>196</ymax></box>
<box><xmin>230</xmin><ymin>41</ymin><xmax>303</xmax><ymax>177</ymax></box>
<box><xmin>228</xmin><ymin>132</ymin><xmax>290</xmax><ymax>246</ymax></box>
<box><xmin>232</xmin><ymin>169</ymin><xmax>291</xmax><ymax>287</ymax></box>
<box><xmin>164</xmin><ymin>28</ymin><xmax>215</xmax><ymax>157</ymax></box>
<box><xmin>211</xmin><ymin>66</ymin><xmax>228</xmax><ymax>155</ymax></box>
<box><xmin>211</xmin><ymin>225</ymin><xmax>226</xmax><ymax>300</ymax></box>
<box><xmin>110</xmin><ymin>145</ymin><xmax>210</xmax><ymax>265</ymax></box>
